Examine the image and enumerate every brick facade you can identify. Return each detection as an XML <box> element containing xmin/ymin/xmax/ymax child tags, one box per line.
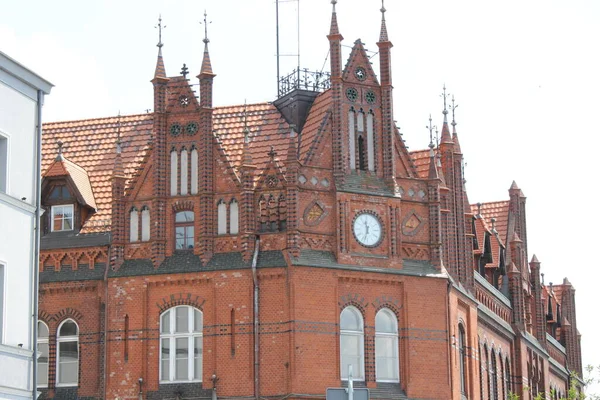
<box><xmin>37</xmin><ymin>5</ymin><xmax>582</xmax><ymax>400</ymax></box>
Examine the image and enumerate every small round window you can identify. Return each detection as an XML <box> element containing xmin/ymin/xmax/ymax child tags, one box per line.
<box><xmin>346</xmin><ymin>88</ymin><xmax>358</xmax><ymax>102</ymax></box>
<box><xmin>365</xmin><ymin>90</ymin><xmax>376</xmax><ymax>104</ymax></box>
<box><xmin>170</xmin><ymin>123</ymin><xmax>182</xmax><ymax>136</ymax></box>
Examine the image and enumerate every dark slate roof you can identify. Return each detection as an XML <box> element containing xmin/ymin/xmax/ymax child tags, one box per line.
<box><xmin>291</xmin><ymin>249</ymin><xmax>442</xmax><ymax>277</ymax></box>
<box><xmin>336</xmin><ymin>172</ymin><xmax>397</xmax><ymax>197</ymax></box>
<box><xmin>109</xmin><ymin>251</ymin><xmax>287</xmax><ymax>278</ymax></box>
<box><xmin>521</xmin><ymin>331</ymin><xmax>549</xmax><ymax>357</ymax></box>
<box><xmin>474</xmin><ymin>271</ymin><xmax>511</xmax><ymax>307</ymax></box>
<box><xmin>40</xmin><ymin>231</ymin><xmax>111</xmax><ymax>250</ymax></box>
<box><xmin>40</xmin><ymin>263</ymin><xmax>106</xmax><ymax>283</ymax></box>
<box><xmin>477</xmin><ymin>303</ymin><xmax>515</xmax><ymax>337</ymax></box>
<box><xmin>548</xmin><ymin>354</ymin><xmax>569</xmax><ymax>378</ymax></box>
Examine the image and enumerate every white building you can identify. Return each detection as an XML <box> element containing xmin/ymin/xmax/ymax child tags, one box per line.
<box><xmin>0</xmin><ymin>52</ymin><xmax>52</xmax><ymax>400</ymax></box>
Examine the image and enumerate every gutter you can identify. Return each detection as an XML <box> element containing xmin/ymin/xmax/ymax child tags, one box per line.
<box><xmin>251</xmin><ymin>237</ymin><xmax>261</xmax><ymax>400</ymax></box>
<box><xmin>31</xmin><ymin>89</ymin><xmax>44</xmax><ymax>399</ymax></box>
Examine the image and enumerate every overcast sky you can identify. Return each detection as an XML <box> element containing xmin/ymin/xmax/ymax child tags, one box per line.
<box><xmin>2</xmin><ymin>0</ymin><xmax>599</xmax><ymax>393</ymax></box>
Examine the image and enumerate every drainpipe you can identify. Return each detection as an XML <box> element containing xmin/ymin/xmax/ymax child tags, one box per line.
<box><xmin>103</xmin><ymin>234</ymin><xmax>111</xmax><ymax>400</ymax></box>
<box><xmin>446</xmin><ymin>279</ymin><xmax>454</xmax><ymax>398</ymax></box>
<box><xmin>251</xmin><ymin>236</ymin><xmax>261</xmax><ymax>400</ymax></box>
<box><xmin>31</xmin><ymin>89</ymin><xmax>44</xmax><ymax>399</ymax></box>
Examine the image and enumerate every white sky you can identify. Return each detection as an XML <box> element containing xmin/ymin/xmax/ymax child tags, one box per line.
<box><xmin>2</xmin><ymin>0</ymin><xmax>599</xmax><ymax>393</ymax></box>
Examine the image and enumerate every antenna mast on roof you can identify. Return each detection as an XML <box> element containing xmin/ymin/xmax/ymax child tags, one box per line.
<box><xmin>275</xmin><ymin>0</ymin><xmax>300</xmax><ymax>97</ymax></box>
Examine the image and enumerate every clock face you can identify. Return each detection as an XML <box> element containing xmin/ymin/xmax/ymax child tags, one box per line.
<box><xmin>353</xmin><ymin>212</ymin><xmax>383</xmax><ymax>247</ymax></box>
<box><xmin>179</xmin><ymin>95</ymin><xmax>190</xmax><ymax>107</ymax></box>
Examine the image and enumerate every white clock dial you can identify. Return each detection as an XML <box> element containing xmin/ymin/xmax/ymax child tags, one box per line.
<box><xmin>353</xmin><ymin>213</ymin><xmax>382</xmax><ymax>247</ymax></box>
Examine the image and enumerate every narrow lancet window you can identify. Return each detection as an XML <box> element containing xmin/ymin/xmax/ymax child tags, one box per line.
<box><xmin>170</xmin><ymin>149</ymin><xmax>178</xmax><ymax>196</ymax></box>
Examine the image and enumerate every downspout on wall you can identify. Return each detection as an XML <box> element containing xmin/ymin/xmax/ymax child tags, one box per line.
<box><xmin>31</xmin><ymin>89</ymin><xmax>44</xmax><ymax>400</ymax></box>
<box><xmin>251</xmin><ymin>236</ymin><xmax>260</xmax><ymax>400</ymax></box>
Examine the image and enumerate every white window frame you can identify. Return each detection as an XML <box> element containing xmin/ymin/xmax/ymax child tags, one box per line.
<box><xmin>37</xmin><ymin>321</ymin><xmax>49</xmax><ymax>388</ymax></box>
<box><xmin>56</xmin><ymin>319</ymin><xmax>79</xmax><ymax>387</ymax></box>
<box><xmin>340</xmin><ymin>306</ymin><xmax>364</xmax><ymax>381</ymax></box>
<box><xmin>51</xmin><ymin>204</ymin><xmax>74</xmax><ymax>232</ymax></box>
<box><xmin>159</xmin><ymin>306</ymin><xmax>203</xmax><ymax>383</ymax></box>
<box><xmin>375</xmin><ymin>308</ymin><xmax>399</xmax><ymax>382</ymax></box>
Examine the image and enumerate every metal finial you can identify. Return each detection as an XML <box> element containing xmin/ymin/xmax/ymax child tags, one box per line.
<box><xmin>331</xmin><ymin>0</ymin><xmax>337</xmax><ymax>12</ymax></box>
<box><xmin>155</xmin><ymin>15</ymin><xmax>166</xmax><ymax>48</ymax></box>
<box><xmin>201</xmin><ymin>10</ymin><xmax>211</xmax><ymax>44</ymax></box>
<box><xmin>441</xmin><ymin>84</ymin><xmax>448</xmax><ymax>115</ymax></box>
<box><xmin>427</xmin><ymin>114</ymin><xmax>434</xmax><ymax>149</ymax></box>
<box><xmin>268</xmin><ymin>146</ymin><xmax>277</xmax><ymax>159</ymax></box>
<box><xmin>381</xmin><ymin>0</ymin><xmax>386</xmax><ymax>15</ymax></box>
<box><xmin>491</xmin><ymin>217</ymin><xmax>497</xmax><ymax>233</ymax></box>
<box><xmin>57</xmin><ymin>140</ymin><xmax>64</xmax><ymax>155</ymax></box>
<box><xmin>116</xmin><ymin>111</ymin><xmax>122</xmax><ymax>154</ymax></box>
<box><xmin>181</xmin><ymin>63</ymin><xmax>189</xmax><ymax>79</ymax></box>
<box><xmin>243</xmin><ymin>101</ymin><xmax>250</xmax><ymax>143</ymax></box>
<box><xmin>451</xmin><ymin>95</ymin><xmax>459</xmax><ymax>129</ymax></box>
<box><xmin>435</xmin><ymin>127</ymin><xmax>439</xmax><ymax>148</ymax></box>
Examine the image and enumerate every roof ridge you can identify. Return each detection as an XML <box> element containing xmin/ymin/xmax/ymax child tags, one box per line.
<box><xmin>44</xmin><ymin>113</ymin><xmax>152</xmax><ymax>126</ymax></box>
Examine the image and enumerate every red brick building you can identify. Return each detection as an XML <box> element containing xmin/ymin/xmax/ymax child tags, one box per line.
<box><xmin>36</xmin><ymin>5</ymin><xmax>582</xmax><ymax>400</ymax></box>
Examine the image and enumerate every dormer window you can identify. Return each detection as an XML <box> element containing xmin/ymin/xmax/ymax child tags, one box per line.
<box><xmin>51</xmin><ymin>205</ymin><xmax>74</xmax><ymax>232</ymax></box>
<box><xmin>49</xmin><ymin>185</ymin><xmax>71</xmax><ymax>201</ymax></box>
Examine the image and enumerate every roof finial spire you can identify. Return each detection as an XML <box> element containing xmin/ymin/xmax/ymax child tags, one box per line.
<box><xmin>378</xmin><ymin>0</ymin><xmax>389</xmax><ymax>42</ymax></box>
<box><xmin>156</xmin><ymin>14</ymin><xmax>166</xmax><ymax>49</ymax></box>
<box><xmin>116</xmin><ymin>111</ymin><xmax>122</xmax><ymax>154</ymax></box>
<box><xmin>427</xmin><ymin>114</ymin><xmax>435</xmax><ymax>151</ymax></box>
<box><xmin>56</xmin><ymin>140</ymin><xmax>64</xmax><ymax>161</ymax></box>
<box><xmin>441</xmin><ymin>84</ymin><xmax>448</xmax><ymax>120</ymax></box>
<box><xmin>329</xmin><ymin>0</ymin><xmax>340</xmax><ymax>36</ymax></box>
<box><xmin>451</xmin><ymin>94</ymin><xmax>458</xmax><ymax>133</ymax></box>
<box><xmin>201</xmin><ymin>10</ymin><xmax>211</xmax><ymax>44</ymax></box>
<box><xmin>243</xmin><ymin>100</ymin><xmax>250</xmax><ymax>143</ymax></box>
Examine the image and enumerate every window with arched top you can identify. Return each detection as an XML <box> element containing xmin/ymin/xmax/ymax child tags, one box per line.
<box><xmin>357</xmin><ymin>136</ymin><xmax>366</xmax><ymax>171</ymax></box>
<box><xmin>479</xmin><ymin>343</ymin><xmax>486</xmax><ymax>400</ymax></box>
<box><xmin>57</xmin><ymin>319</ymin><xmax>79</xmax><ymax>386</ymax></box>
<box><xmin>160</xmin><ymin>306</ymin><xmax>203</xmax><ymax>382</ymax></box>
<box><xmin>505</xmin><ymin>358</ymin><xmax>511</xmax><ymax>397</ymax></box>
<box><xmin>130</xmin><ymin>207</ymin><xmax>139</xmax><ymax>242</ymax></box>
<box><xmin>141</xmin><ymin>206</ymin><xmax>150</xmax><ymax>241</ymax></box>
<box><xmin>375</xmin><ymin>308</ymin><xmax>399</xmax><ymax>382</ymax></box>
<box><xmin>490</xmin><ymin>349</ymin><xmax>498</xmax><ymax>399</ymax></box>
<box><xmin>366</xmin><ymin>111</ymin><xmax>374</xmax><ymax>171</ymax></box>
<box><xmin>180</xmin><ymin>148</ymin><xmax>188</xmax><ymax>196</ymax></box>
<box><xmin>340</xmin><ymin>306</ymin><xmax>364</xmax><ymax>381</ymax></box>
<box><xmin>175</xmin><ymin>211</ymin><xmax>194</xmax><ymax>250</ymax></box>
<box><xmin>229</xmin><ymin>199</ymin><xmax>239</xmax><ymax>235</ymax></box>
<box><xmin>217</xmin><ymin>200</ymin><xmax>227</xmax><ymax>235</ymax></box>
<box><xmin>458</xmin><ymin>324</ymin><xmax>467</xmax><ymax>396</ymax></box>
<box><xmin>170</xmin><ymin>149</ymin><xmax>178</xmax><ymax>196</ymax></box>
<box><xmin>348</xmin><ymin>109</ymin><xmax>356</xmax><ymax>170</ymax></box>
<box><xmin>37</xmin><ymin>321</ymin><xmax>49</xmax><ymax>387</ymax></box>
<box><xmin>190</xmin><ymin>148</ymin><xmax>198</xmax><ymax>195</ymax></box>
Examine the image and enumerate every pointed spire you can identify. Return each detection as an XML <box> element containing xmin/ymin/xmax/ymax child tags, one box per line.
<box><xmin>378</xmin><ymin>0</ymin><xmax>389</xmax><ymax>42</ymax></box>
<box><xmin>329</xmin><ymin>0</ymin><xmax>340</xmax><ymax>36</ymax></box>
<box><xmin>450</xmin><ymin>94</ymin><xmax>462</xmax><ymax>153</ymax></box>
<box><xmin>531</xmin><ymin>254</ymin><xmax>540</xmax><ymax>264</ymax></box>
<box><xmin>440</xmin><ymin>85</ymin><xmax>452</xmax><ymax>144</ymax></box>
<box><xmin>427</xmin><ymin>115</ymin><xmax>439</xmax><ymax>180</ymax></box>
<box><xmin>510</xmin><ymin>180</ymin><xmax>520</xmax><ymax>190</ymax></box>
<box><xmin>199</xmin><ymin>10</ymin><xmax>215</xmax><ymax>77</ymax></box>
<box><xmin>154</xmin><ymin>15</ymin><xmax>167</xmax><ymax>79</ymax></box>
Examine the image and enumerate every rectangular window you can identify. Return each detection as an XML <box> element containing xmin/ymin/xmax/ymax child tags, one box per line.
<box><xmin>51</xmin><ymin>205</ymin><xmax>74</xmax><ymax>232</ymax></box>
<box><xmin>0</xmin><ymin>263</ymin><xmax>4</xmax><ymax>341</ymax></box>
<box><xmin>0</xmin><ymin>134</ymin><xmax>7</xmax><ymax>192</ymax></box>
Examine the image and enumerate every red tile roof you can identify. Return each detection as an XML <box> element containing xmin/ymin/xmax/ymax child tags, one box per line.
<box><xmin>472</xmin><ymin>201</ymin><xmax>510</xmax><ymax>244</ymax></box>
<box><xmin>44</xmin><ymin>156</ymin><xmax>97</xmax><ymax>211</ymax></box>
<box><xmin>410</xmin><ymin>149</ymin><xmax>431</xmax><ymax>179</ymax></box>
<box><xmin>299</xmin><ymin>90</ymin><xmax>332</xmax><ymax>163</ymax></box>
<box><xmin>42</xmin><ymin>114</ymin><xmax>154</xmax><ymax>233</ymax></box>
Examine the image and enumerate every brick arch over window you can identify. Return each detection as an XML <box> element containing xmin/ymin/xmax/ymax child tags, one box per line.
<box><xmin>54</xmin><ymin>308</ymin><xmax>83</xmax><ymax>324</ymax></box>
<box><xmin>156</xmin><ymin>293</ymin><xmax>206</xmax><ymax>314</ymax></box>
<box><xmin>372</xmin><ymin>299</ymin><xmax>402</xmax><ymax>317</ymax></box>
<box><xmin>338</xmin><ymin>294</ymin><xmax>369</xmax><ymax>315</ymax></box>
<box><xmin>172</xmin><ymin>201</ymin><xmax>195</xmax><ymax>213</ymax></box>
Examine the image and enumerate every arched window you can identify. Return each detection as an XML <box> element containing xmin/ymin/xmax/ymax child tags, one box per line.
<box><xmin>130</xmin><ymin>207</ymin><xmax>139</xmax><ymax>242</ymax></box>
<box><xmin>175</xmin><ymin>211</ymin><xmax>194</xmax><ymax>250</ymax></box>
<box><xmin>499</xmin><ymin>353</ymin><xmax>506</xmax><ymax>400</ymax></box>
<box><xmin>375</xmin><ymin>308</ymin><xmax>399</xmax><ymax>382</ymax></box>
<box><xmin>160</xmin><ymin>306</ymin><xmax>203</xmax><ymax>382</ymax></box>
<box><xmin>505</xmin><ymin>358</ymin><xmax>511</xmax><ymax>397</ymax></box>
<box><xmin>37</xmin><ymin>321</ymin><xmax>49</xmax><ymax>387</ymax></box>
<box><xmin>366</xmin><ymin>111</ymin><xmax>374</xmax><ymax>171</ymax></box>
<box><xmin>57</xmin><ymin>319</ymin><xmax>79</xmax><ymax>386</ymax></box>
<box><xmin>141</xmin><ymin>206</ymin><xmax>150</xmax><ymax>241</ymax></box>
<box><xmin>458</xmin><ymin>324</ymin><xmax>467</xmax><ymax>396</ymax></box>
<box><xmin>217</xmin><ymin>200</ymin><xmax>227</xmax><ymax>235</ymax></box>
<box><xmin>170</xmin><ymin>149</ymin><xmax>178</xmax><ymax>196</ymax></box>
<box><xmin>340</xmin><ymin>306</ymin><xmax>364</xmax><ymax>381</ymax></box>
<box><xmin>490</xmin><ymin>348</ymin><xmax>498</xmax><ymax>399</ymax></box>
<box><xmin>180</xmin><ymin>148</ymin><xmax>188</xmax><ymax>196</ymax></box>
<box><xmin>229</xmin><ymin>199</ymin><xmax>239</xmax><ymax>235</ymax></box>
<box><xmin>485</xmin><ymin>345</ymin><xmax>491</xmax><ymax>399</ymax></box>
<box><xmin>479</xmin><ymin>343</ymin><xmax>486</xmax><ymax>400</ymax></box>
<box><xmin>348</xmin><ymin>109</ymin><xmax>356</xmax><ymax>170</ymax></box>
<box><xmin>190</xmin><ymin>147</ymin><xmax>198</xmax><ymax>195</ymax></box>
<box><xmin>357</xmin><ymin>136</ymin><xmax>366</xmax><ymax>171</ymax></box>
<box><xmin>278</xmin><ymin>195</ymin><xmax>287</xmax><ymax>231</ymax></box>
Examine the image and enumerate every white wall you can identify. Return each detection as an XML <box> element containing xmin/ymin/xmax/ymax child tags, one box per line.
<box><xmin>0</xmin><ymin>82</ymin><xmax>36</xmax><ymax>205</ymax></box>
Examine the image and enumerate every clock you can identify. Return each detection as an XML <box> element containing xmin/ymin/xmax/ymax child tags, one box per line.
<box><xmin>179</xmin><ymin>95</ymin><xmax>190</xmax><ymax>107</ymax></box>
<box><xmin>353</xmin><ymin>212</ymin><xmax>383</xmax><ymax>247</ymax></box>
<box><xmin>355</xmin><ymin>67</ymin><xmax>367</xmax><ymax>81</ymax></box>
